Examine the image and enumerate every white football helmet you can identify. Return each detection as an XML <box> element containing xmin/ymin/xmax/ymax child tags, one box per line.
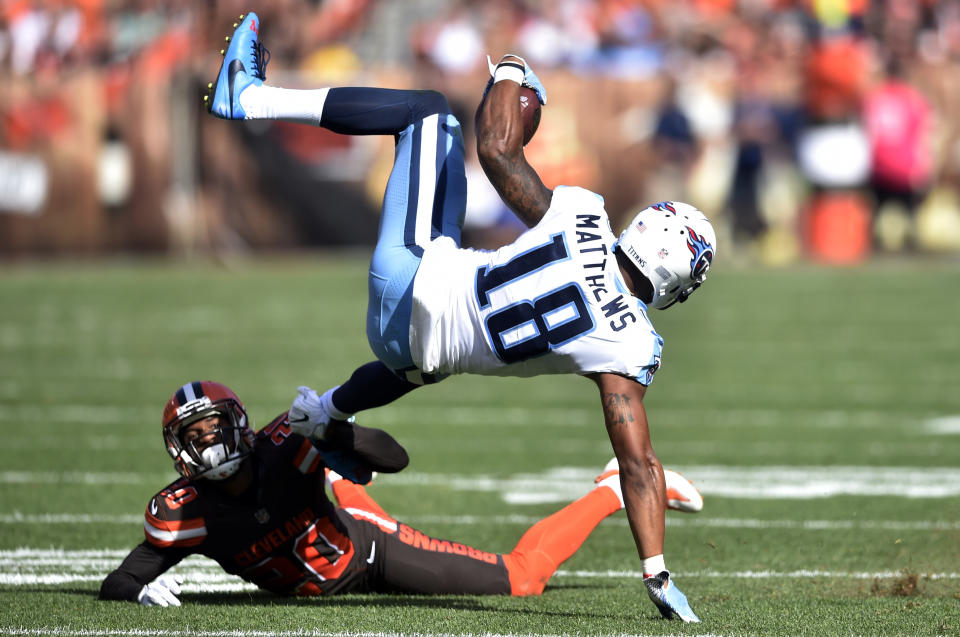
<box><xmin>615</xmin><ymin>201</ymin><xmax>716</xmax><ymax>310</ymax></box>
<box><xmin>161</xmin><ymin>381</ymin><xmax>254</xmax><ymax>481</ymax></box>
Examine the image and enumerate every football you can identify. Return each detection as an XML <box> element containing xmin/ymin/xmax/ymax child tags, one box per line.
<box><xmin>519</xmin><ymin>85</ymin><xmax>541</xmax><ymax>146</ymax></box>
<box><xmin>664</xmin><ymin>469</ymin><xmax>704</xmax><ymax>513</ymax></box>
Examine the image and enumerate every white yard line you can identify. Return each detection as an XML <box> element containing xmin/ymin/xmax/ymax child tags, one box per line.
<box><xmin>0</xmin><ymin>513</ymin><xmax>143</xmax><ymax>524</ymax></box>
<box><xmin>4</xmin><ymin>465</ymin><xmax>960</xmax><ymax>500</ymax></box>
<box><xmin>1</xmin><ymin>403</ymin><xmax>955</xmax><ymax>431</ymax></box>
<box><xmin>556</xmin><ymin>569</ymin><xmax>960</xmax><ymax>580</ymax></box>
<box><xmin>3</xmin><ymin>551</ymin><xmax>958</xmax><ymax>583</ymax></box>
<box><xmin>2</xmin><ymin>568</ymin><xmax>958</xmax><ymax>588</ymax></box>
<box><xmin>0</xmin><ymin>471</ymin><xmax>163</xmax><ymax>485</ymax></box>
<box><xmin>1</xmin><ymin>513</ymin><xmax>956</xmax><ymax>531</ymax></box>
<box><xmin>924</xmin><ymin>415</ymin><xmax>960</xmax><ymax>434</ymax></box>
<box><xmin>0</xmin><ymin>629</ymin><xmax>700</xmax><ymax>637</ymax></box>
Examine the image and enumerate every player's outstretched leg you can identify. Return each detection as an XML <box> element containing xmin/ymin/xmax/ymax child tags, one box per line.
<box><xmin>310</xmin><ymin>363</ymin><xmax>420</xmax><ymax>429</ymax></box>
<box><xmin>501</xmin><ymin>459</ymin><xmax>624</xmax><ymax>596</ymax></box>
<box><xmin>206</xmin><ymin>13</ymin><xmax>459</xmax><ymax>136</ymax></box>
<box><xmin>207</xmin><ymin>13</ymin><xmax>466</xmax><ymax>420</ymax></box>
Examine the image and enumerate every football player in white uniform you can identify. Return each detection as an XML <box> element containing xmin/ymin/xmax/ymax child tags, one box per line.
<box><xmin>207</xmin><ymin>14</ymin><xmax>714</xmax><ymax>622</ymax></box>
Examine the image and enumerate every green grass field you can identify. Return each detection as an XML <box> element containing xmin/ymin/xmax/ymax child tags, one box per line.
<box><xmin>1</xmin><ymin>254</ymin><xmax>959</xmax><ymax>636</ymax></box>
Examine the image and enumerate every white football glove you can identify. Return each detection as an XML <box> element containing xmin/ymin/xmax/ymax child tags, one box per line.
<box><xmin>288</xmin><ymin>385</ymin><xmax>330</xmax><ymax>440</ymax></box>
<box><xmin>137</xmin><ymin>574</ymin><xmax>183</xmax><ymax>607</ymax></box>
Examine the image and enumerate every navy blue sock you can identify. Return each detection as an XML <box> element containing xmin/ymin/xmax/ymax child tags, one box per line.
<box><xmin>320</xmin><ymin>88</ymin><xmax>451</xmax><ymax>136</ymax></box>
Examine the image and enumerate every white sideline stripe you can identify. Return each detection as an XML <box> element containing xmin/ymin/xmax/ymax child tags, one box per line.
<box><xmin>4</xmin><ymin>551</ymin><xmax>958</xmax><ymax>582</ymax></box>
<box><xmin>925</xmin><ymin>415</ymin><xmax>960</xmax><ymax>434</ymax></box>
<box><xmin>1</xmin><ymin>513</ymin><xmax>956</xmax><ymax>531</ymax></box>
<box><xmin>0</xmin><ymin>471</ymin><xmax>166</xmax><ymax>485</ymax></box>
<box><xmin>0</xmin><ymin>404</ymin><xmax>150</xmax><ymax>425</ymax></box>
<box><xmin>383</xmin><ymin>466</ymin><xmax>960</xmax><ymax>501</ymax></box>
<box><xmin>0</xmin><ymin>513</ymin><xmax>143</xmax><ymax>523</ymax></box>
<box><xmin>3</xmin><ymin>568</ymin><xmax>959</xmax><ymax>588</ymax></box>
<box><xmin>0</xmin><ymin>574</ymin><xmax>257</xmax><ymax>588</ymax></box>
<box><xmin>555</xmin><ymin>569</ymin><xmax>960</xmax><ymax>580</ymax></box>
<box><xmin>366</xmin><ymin>406</ymin><xmax>960</xmax><ymax>431</ymax></box>
<box><xmin>0</xmin><ymin>630</ymin><xmax>689</xmax><ymax>637</ymax></box>
<box><xmin>405</xmin><ymin>515</ymin><xmax>960</xmax><ymax>532</ymax></box>
<box><xmin>5</xmin><ymin>465</ymin><xmax>960</xmax><ymax>500</ymax></box>
<box><xmin>0</xmin><ymin>401</ymin><xmax>951</xmax><ymax>431</ymax></box>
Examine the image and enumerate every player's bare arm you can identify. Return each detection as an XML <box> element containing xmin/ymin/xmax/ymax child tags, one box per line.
<box><xmin>475</xmin><ymin>61</ymin><xmax>552</xmax><ymax>228</ymax></box>
<box><xmin>589</xmin><ymin>372</ymin><xmax>666</xmax><ymax>560</ymax></box>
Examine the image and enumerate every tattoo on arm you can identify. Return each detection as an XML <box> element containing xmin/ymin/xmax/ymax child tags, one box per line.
<box><xmin>475</xmin><ymin>85</ymin><xmax>552</xmax><ymax>228</ymax></box>
<box><xmin>602</xmin><ymin>393</ymin><xmax>635</xmax><ymax>428</ymax></box>
<box><xmin>485</xmin><ymin>160</ymin><xmax>552</xmax><ymax>228</ymax></box>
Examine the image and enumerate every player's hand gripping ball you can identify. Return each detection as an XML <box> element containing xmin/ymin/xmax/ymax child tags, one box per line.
<box><xmin>519</xmin><ymin>85</ymin><xmax>541</xmax><ymax>146</ymax></box>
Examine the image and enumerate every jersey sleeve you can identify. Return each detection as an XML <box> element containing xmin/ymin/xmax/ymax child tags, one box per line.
<box><xmin>637</xmin><ymin>331</ymin><xmax>664</xmax><ymax>386</ymax></box>
<box><xmin>543</xmin><ymin>186</ymin><xmax>607</xmax><ymax>225</ymax></box>
<box><xmin>143</xmin><ymin>481</ymin><xmax>208</xmax><ymax>548</ymax></box>
<box><xmin>257</xmin><ymin>412</ymin><xmax>409</xmax><ymax>475</ymax></box>
<box><xmin>99</xmin><ymin>540</ymin><xmax>187</xmax><ymax>601</ymax></box>
<box><xmin>256</xmin><ymin>412</ymin><xmax>325</xmax><ymax>475</ymax></box>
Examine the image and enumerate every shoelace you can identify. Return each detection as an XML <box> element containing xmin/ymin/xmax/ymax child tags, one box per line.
<box><xmin>252</xmin><ymin>40</ymin><xmax>271</xmax><ymax>80</ymax></box>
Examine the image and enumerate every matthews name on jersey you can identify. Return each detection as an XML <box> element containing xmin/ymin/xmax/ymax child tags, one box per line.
<box><xmin>411</xmin><ymin>186</ymin><xmax>663</xmax><ymax>384</ymax></box>
<box><xmin>143</xmin><ymin>415</ymin><xmax>363</xmax><ymax>596</ymax></box>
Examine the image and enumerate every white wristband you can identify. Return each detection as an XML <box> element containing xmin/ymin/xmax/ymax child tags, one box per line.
<box><xmin>493</xmin><ymin>64</ymin><xmax>524</xmax><ymax>85</ymax></box>
<box><xmin>320</xmin><ymin>386</ymin><xmax>352</xmax><ymax>421</ymax></box>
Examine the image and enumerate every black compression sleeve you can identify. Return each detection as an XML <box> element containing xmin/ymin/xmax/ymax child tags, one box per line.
<box><xmin>320</xmin><ymin>88</ymin><xmax>451</xmax><ymax>136</ymax></box>
<box><xmin>332</xmin><ymin>361</ymin><xmax>420</xmax><ymax>414</ymax></box>
<box><xmin>99</xmin><ymin>541</ymin><xmax>187</xmax><ymax>601</ymax></box>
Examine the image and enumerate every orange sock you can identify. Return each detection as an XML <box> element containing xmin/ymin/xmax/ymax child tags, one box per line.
<box><xmin>502</xmin><ymin>485</ymin><xmax>621</xmax><ymax>596</ymax></box>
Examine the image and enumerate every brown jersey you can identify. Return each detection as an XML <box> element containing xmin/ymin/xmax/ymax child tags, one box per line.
<box><xmin>143</xmin><ymin>414</ymin><xmax>366</xmax><ymax>595</ymax></box>
<box><xmin>103</xmin><ymin>413</ymin><xmax>511</xmax><ymax>602</ymax></box>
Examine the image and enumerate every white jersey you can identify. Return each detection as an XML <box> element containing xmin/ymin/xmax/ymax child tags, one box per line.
<box><xmin>409</xmin><ymin>186</ymin><xmax>664</xmax><ymax>385</ymax></box>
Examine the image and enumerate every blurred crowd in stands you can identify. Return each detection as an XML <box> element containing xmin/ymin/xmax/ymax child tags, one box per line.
<box><xmin>3</xmin><ymin>0</ymin><xmax>960</xmax><ymax>263</ymax></box>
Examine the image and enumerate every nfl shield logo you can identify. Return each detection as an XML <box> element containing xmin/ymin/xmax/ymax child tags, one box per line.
<box><xmin>254</xmin><ymin>509</ymin><xmax>270</xmax><ymax>524</ymax></box>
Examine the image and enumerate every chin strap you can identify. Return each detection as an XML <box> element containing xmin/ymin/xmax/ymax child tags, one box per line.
<box><xmin>659</xmin><ymin>278</ymin><xmax>703</xmax><ymax>310</ymax></box>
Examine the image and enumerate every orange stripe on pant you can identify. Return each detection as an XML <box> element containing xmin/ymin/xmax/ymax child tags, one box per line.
<box><xmin>330</xmin><ymin>476</ymin><xmax>395</xmax><ymax>522</ymax></box>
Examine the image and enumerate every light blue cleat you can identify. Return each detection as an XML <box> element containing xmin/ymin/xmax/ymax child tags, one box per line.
<box><xmin>206</xmin><ymin>12</ymin><xmax>269</xmax><ymax>119</ymax></box>
<box><xmin>643</xmin><ymin>571</ymin><xmax>700</xmax><ymax>622</ymax></box>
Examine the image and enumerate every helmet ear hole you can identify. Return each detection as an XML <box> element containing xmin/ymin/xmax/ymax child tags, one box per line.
<box><xmin>635</xmin><ymin>271</ymin><xmax>655</xmax><ymax>304</ymax></box>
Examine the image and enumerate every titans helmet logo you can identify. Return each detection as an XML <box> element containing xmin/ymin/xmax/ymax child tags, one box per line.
<box><xmin>686</xmin><ymin>227</ymin><xmax>713</xmax><ymax>279</ymax></box>
<box><xmin>650</xmin><ymin>201</ymin><xmax>677</xmax><ymax>214</ymax></box>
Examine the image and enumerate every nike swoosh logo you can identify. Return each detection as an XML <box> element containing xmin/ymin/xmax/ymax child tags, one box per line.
<box><xmin>366</xmin><ymin>541</ymin><xmax>376</xmax><ymax>564</ymax></box>
<box><xmin>227</xmin><ymin>59</ymin><xmax>245</xmax><ymax>117</ymax></box>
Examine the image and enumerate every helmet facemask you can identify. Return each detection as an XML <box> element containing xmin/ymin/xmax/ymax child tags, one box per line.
<box><xmin>163</xmin><ymin>397</ymin><xmax>253</xmax><ymax>481</ymax></box>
